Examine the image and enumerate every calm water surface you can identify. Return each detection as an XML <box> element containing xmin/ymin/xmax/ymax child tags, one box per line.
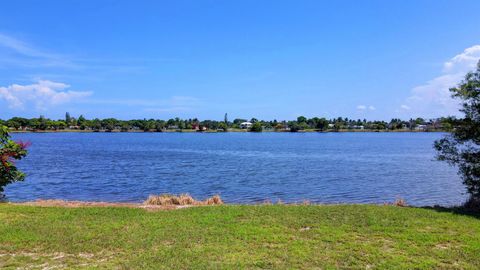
<box><xmin>7</xmin><ymin>132</ymin><xmax>466</xmax><ymax>206</ymax></box>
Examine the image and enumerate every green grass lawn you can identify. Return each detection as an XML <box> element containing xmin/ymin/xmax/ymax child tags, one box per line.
<box><xmin>1</xmin><ymin>204</ymin><xmax>479</xmax><ymax>269</ymax></box>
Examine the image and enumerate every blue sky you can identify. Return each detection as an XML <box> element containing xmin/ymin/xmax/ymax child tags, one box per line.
<box><xmin>1</xmin><ymin>0</ymin><xmax>480</xmax><ymax>121</ymax></box>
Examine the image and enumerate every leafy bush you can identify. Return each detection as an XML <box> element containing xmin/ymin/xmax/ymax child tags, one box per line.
<box><xmin>250</xmin><ymin>122</ymin><xmax>263</xmax><ymax>132</ymax></box>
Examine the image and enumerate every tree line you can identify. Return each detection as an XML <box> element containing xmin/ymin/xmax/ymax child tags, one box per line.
<box><xmin>0</xmin><ymin>113</ymin><xmax>455</xmax><ymax>132</ymax></box>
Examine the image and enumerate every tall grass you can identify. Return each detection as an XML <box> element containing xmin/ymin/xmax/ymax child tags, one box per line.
<box><xmin>144</xmin><ymin>194</ymin><xmax>223</xmax><ymax>206</ymax></box>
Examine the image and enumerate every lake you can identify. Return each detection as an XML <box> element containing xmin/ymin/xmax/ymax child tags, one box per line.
<box><xmin>6</xmin><ymin>132</ymin><xmax>466</xmax><ymax>206</ymax></box>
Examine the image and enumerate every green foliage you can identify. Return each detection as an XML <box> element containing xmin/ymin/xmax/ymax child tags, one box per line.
<box><xmin>315</xmin><ymin>118</ymin><xmax>329</xmax><ymax>131</ymax></box>
<box><xmin>0</xmin><ymin>125</ymin><xmax>28</xmax><ymax>192</ymax></box>
<box><xmin>289</xmin><ymin>121</ymin><xmax>300</xmax><ymax>132</ymax></box>
<box><xmin>0</xmin><ymin>112</ymin><xmax>449</xmax><ymax>133</ymax></box>
<box><xmin>250</xmin><ymin>122</ymin><xmax>263</xmax><ymax>132</ymax></box>
<box><xmin>297</xmin><ymin>116</ymin><xmax>307</xmax><ymax>123</ymax></box>
<box><xmin>65</xmin><ymin>112</ymin><xmax>71</xmax><ymax>124</ymax></box>
<box><xmin>435</xmin><ymin>61</ymin><xmax>480</xmax><ymax>200</ymax></box>
<box><xmin>218</xmin><ymin>122</ymin><xmax>228</xmax><ymax>131</ymax></box>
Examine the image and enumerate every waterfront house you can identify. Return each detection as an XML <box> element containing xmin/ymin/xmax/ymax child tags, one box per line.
<box><xmin>415</xmin><ymin>124</ymin><xmax>427</xmax><ymax>131</ymax></box>
<box><xmin>240</xmin><ymin>122</ymin><xmax>253</xmax><ymax>129</ymax></box>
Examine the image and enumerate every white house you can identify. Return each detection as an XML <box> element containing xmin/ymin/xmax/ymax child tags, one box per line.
<box><xmin>240</xmin><ymin>122</ymin><xmax>253</xmax><ymax>129</ymax></box>
<box><xmin>415</xmin><ymin>124</ymin><xmax>427</xmax><ymax>131</ymax></box>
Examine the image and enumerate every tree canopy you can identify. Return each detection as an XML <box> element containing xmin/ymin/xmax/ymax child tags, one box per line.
<box><xmin>435</xmin><ymin>60</ymin><xmax>480</xmax><ymax>202</ymax></box>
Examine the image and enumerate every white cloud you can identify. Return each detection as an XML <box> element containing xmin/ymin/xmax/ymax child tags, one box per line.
<box><xmin>357</xmin><ymin>105</ymin><xmax>375</xmax><ymax>111</ymax></box>
<box><xmin>402</xmin><ymin>44</ymin><xmax>480</xmax><ymax>117</ymax></box>
<box><xmin>0</xmin><ymin>80</ymin><xmax>92</xmax><ymax>110</ymax></box>
<box><xmin>443</xmin><ymin>45</ymin><xmax>480</xmax><ymax>73</ymax></box>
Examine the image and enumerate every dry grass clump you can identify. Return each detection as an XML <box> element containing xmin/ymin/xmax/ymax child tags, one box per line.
<box><xmin>205</xmin><ymin>195</ymin><xmax>223</xmax><ymax>205</ymax></box>
<box><xmin>393</xmin><ymin>198</ymin><xmax>407</xmax><ymax>207</ymax></box>
<box><xmin>301</xmin><ymin>200</ymin><xmax>311</xmax><ymax>205</ymax></box>
<box><xmin>144</xmin><ymin>194</ymin><xmax>223</xmax><ymax>206</ymax></box>
<box><xmin>261</xmin><ymin>199</ymin><xmax>272</xmax><ymax>205</ymax></box>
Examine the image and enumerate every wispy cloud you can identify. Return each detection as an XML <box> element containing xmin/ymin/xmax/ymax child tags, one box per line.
<box><xmin>82</xmin><ymin>96</ymin><xmax>200</xmax><ymax>107</ymax></box>
<box><xmin>0</xmin><ymin>33</ymin><xmax>50</xmax><ymax>58</ymax></box>
<box><xmin>401</xmin><ymin>45</ymin><xmax>480</xmax><ymax>117</ymax></box>
<box><xmin>357</xmin><ymin>105</ymin><xmax>375</xmax><ymax>111</ymax></box>
<box><xmin>74</xmin><ymin>95</ymin><xmax>201</xmax><ymax>115</ymax></box>
<box><xmin>144</xmin><ymin>107</ymin><xmax>191</xmax><ymax>113</ymax></box>
<box><xmin>0</xmin><ymin>33</ymin><xmax>76</xmax><ymax>68</ymax></box>
<box><xmin>0</xmin><ymin>33</ymin><xmax>174</xmax><ymax>72</ymax></box>
<box><xmin>0</xmin><ymin>80</ymin><xmax>92</xmax><ymax>110</ymax></box>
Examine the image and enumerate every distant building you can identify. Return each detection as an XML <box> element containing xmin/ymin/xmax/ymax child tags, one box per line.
<box><xmin>240</xmin><ymin>122</ymin><xmax>253</xmax><ymax>129</ymax></box>
<box><xmin>415</xmin><ymin>125</ymin><xmax>427</xmax><ymax>131</ymax></box>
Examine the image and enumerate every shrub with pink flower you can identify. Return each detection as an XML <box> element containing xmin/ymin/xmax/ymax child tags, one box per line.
<box><xmin>0</xmin><ymin>125</ymin><xmax>29</xmax><ymax>192</ymax></box>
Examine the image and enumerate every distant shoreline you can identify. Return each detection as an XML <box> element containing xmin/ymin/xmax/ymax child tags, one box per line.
<box><xmin>9</xmin><ymin>129</ymin><xmax>446</xmax><ymax>133</ymax></box>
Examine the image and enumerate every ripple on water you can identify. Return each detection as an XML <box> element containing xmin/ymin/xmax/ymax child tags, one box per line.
<box><xmin>5</xmin><ymin>132</ymin><xmax>466</xmax><ymax>206</ymax></box>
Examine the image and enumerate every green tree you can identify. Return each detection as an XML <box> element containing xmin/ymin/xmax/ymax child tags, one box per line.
<box><xmin>250</xmin><ymin>122</ymin><xmax>263</xmax><ymax>132</ymax></box>
<box><xmin>297</xmin><ymin>116</ymin><xmax>307</xmax><ymax>123</ymax></box>
<box><xmin>288</xmin><ymin>121</ymin><xmax>300</xmax><ymax>132</ymax></box>
<box><xmin>435</xmin><ymin>60</ymin><xmax>480</xmax><ymax>203</ymax></box>
<box><xmin>77</xmin><ymin>115</ymin><xmax>87</xmax><ymax>129</ymax></box>
<box><xmin>415</xmin><ymin>117</ymin><xmax>425</xmax><ymax>125</ymax></box>
<box><xmin>65</xmin><ymin>112</ymin><xmax>71</xmax><ymax>125</ymax></box>
<box><xmin>144</xmin><ymin>120</ymin><xmax>156</xmax><ymax>131</ymax></box>
<box><xmin>6</xmin><ymin>119</ymin><xmax>20</xmax><ymax>130</ymax></box>
<box><xmin>30</xmin><ymin>116</ymin><xmax>48</xmax><ymax>130</ymax></box>
<box><xmin>218</xmin><ymin>122</ymin><xmax>228</xmax><ymax>131</ymax></box>
<box><xmin>333</xmin><ymin>121</ymin><xmax>343</xmax><ymax>131</ymax></box>
<box><xmin>0</xmin><ymin>125</ymin><xmax>28</xmax><ymax>192</ymax></box>
<box><xmin>316</xmin><ymin>118</ymin><xmax>329</xmax><ymax>131</ymax></box>
<box><xmin>101</xmin><ymin>118</ymin><xmax>118</xmax><ymax>131</ymax></box>
<box><xmin>57</xmin><ymin>121</ymin><xmax>67</xmax><ymax>130</ymax></box>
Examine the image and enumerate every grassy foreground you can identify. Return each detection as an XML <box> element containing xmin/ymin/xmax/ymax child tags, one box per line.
<box><xmin>1</xmin><ymin>204</ymin><xmax>480</xmax><ymax>269</ymax></box>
